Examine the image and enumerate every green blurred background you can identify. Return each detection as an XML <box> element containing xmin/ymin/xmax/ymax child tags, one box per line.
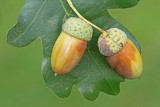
<box><xmin>0</xmin><ymin>0</ymin><xmax>160</xmax><ymax>107</ymax></box>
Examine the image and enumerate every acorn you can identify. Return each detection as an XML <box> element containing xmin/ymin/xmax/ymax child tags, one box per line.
<box><xmin>98</xmin><ymin>28</ymin><xmax>143</xmax><ymax>79</ymax></box>
<box><xmin>51</xmin><ymin>17</ymin><xmax>93</xmax><ymax>75</ymax></box>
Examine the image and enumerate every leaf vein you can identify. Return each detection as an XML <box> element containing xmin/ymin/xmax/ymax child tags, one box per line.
<box><xmin>13</xmin><ymin>0</ymin><xmax>47</xmax><ymax>43</ymax></box>
<box><xmin>59</xmin><ymin>0</ymin><xmax>70</xmax><ymax>17</ymax></box>
<box><xmin>60</xmin><ymin>77</ymin><xmax>66</xmax><ymax>97</ymax></box>
<box><xmin>87</xmin><ymin>48</ymin><xmax>115</xmax><ymax>91</ymax></box>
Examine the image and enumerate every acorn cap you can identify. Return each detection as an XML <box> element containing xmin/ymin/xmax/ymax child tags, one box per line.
<box><xmin>62</xmin><ymin>17</ymin><xmax>93</xmax><ymax>41</ymax></box>
<box><xmin>98</xmin><ymin>28</ymin><xmax>127</xmax><ymax>56</ymax></box>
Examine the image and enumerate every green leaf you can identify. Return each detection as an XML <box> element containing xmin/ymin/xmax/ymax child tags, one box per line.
<box><xmin>7</xmin><ymin>0</ymin><xmax>141</xmax><ymax>101</ymax></box>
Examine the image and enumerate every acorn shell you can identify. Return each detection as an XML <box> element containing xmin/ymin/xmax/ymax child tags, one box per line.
<box><xmin>106</xmin><ymin>39</ymin><xmax>143</xmax><ymax>79</ymax></box>
<box><xmin>51</xmin><ymin>32</ymin><xmax>87</xmax><ymax>74</ymax></box>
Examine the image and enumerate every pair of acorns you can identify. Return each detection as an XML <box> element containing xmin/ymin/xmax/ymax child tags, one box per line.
<box><xmin>51</xmin><ymin>17</ymin><xmax>143</xmax><ymax>79</ymax></box>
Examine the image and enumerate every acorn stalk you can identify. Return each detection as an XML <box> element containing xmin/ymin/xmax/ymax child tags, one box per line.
<box><xmin>51</xmin><ymin>17</ymin><xmax>93</xmax><ymax>74</ymax></box>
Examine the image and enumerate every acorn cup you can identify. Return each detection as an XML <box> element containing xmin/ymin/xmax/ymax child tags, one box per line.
<box><xmin>98</xmin><ymin>28</ymin><xmax>143</xmax><ymax>79</ymax></box>
<box><xmin>51</xmin><ymin>17</ymin><xmax>93</xmax><ymax>75</ymax></box>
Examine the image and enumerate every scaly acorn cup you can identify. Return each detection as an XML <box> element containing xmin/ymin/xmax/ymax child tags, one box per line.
<box><xmin>98</xmin><ymin>28</ymin><xmax>143</xmax><ymax>79</ymax></box>
<box><xmin>98</xmin><ymin>28</ymin><xmax>127</xmax><ymax>56</ymax></box>
<box><xmin>51</xmin><ymin>17</ymin><xmax>93</xmax><ymax>75</ymax></box>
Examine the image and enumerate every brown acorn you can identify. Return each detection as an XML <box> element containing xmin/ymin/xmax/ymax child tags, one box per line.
<box><xmin>51</xmin><ymin>17</ymin><xmax>93</xmax><ymax>75</ymax></box>
<box><xmin>98</xmin><ymin>28</ymin><xmax>143</xmax><ymax>79</ymax></box>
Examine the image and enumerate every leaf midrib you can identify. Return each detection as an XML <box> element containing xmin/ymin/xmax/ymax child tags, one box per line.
<box><xmin>59</xmin><ymin>0</ymin><xmax>70</xmax><ymax>17</ymax></box>
<box><xmin>87</xmin><ymin>48</ymin><xmax>115</xmax><ymax>91</ymax></box>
